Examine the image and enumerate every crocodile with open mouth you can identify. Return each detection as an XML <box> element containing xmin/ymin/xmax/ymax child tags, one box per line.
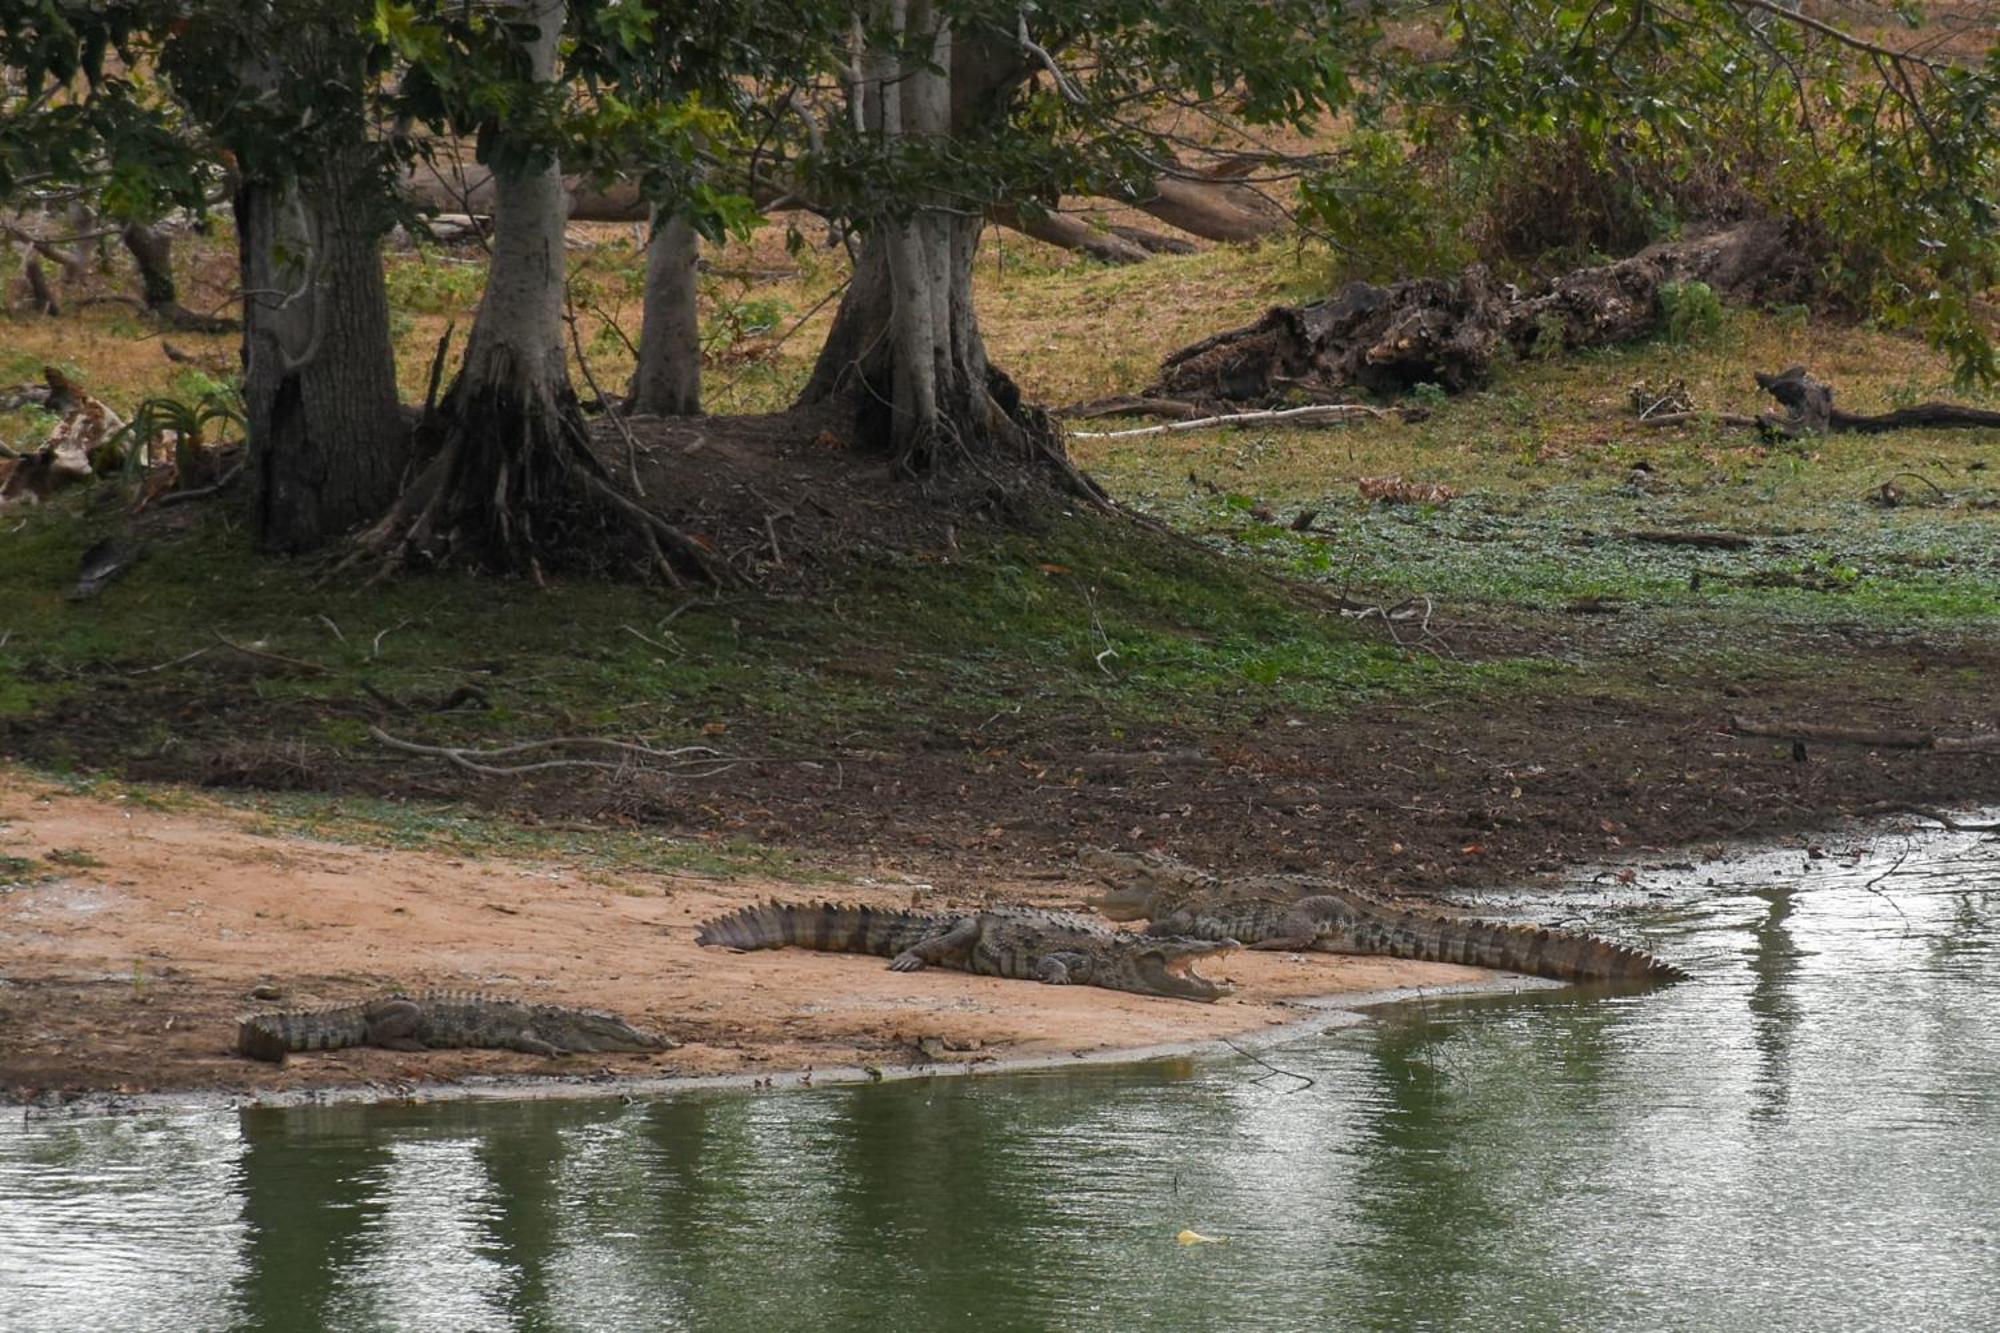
<box><xmin>696</xmin><ymin>900</ymin><xmax>1237</xmax><ymax>1001</ymax></box>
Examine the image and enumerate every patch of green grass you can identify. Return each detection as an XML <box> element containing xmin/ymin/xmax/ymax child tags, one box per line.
<box><xmin>45</xmin><ymin>847</ymin><xmax>105</xmax><ymax>869</ymax></box>
<box><xmin>0</xmin><ymin>483</ymin><xmax>1523</xmax><ymax>785</ymax></box>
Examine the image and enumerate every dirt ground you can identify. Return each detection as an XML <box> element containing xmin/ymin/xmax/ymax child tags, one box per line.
<box><xmin>0</xmin><ymin>769</ymin><xmax>1502</xmax><ymax>1107</ymax></box>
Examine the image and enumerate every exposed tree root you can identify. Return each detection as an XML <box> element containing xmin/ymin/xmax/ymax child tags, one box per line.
<box><xmin>368</xmin><ymin>725</ymin><xmax>752</xmax><ymax>778</ymax></box>
<box><xmin>347</xmin><ymin>353</ymin><xmax>724</xmax><ymax>586</ymax></box>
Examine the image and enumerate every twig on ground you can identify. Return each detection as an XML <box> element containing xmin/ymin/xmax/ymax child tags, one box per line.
<box><xmin>367</xmin><ymin>725</ymin><xmax>761</xmax><ymax>778</ymax></box>
<box><xmin>371</xmin><ymin>619</ymin><xmax>411</xmax><ymax>659</ymax></box>
<box><xmin>1637</xmin><ymin>411</ymin><xmax>1762</xmax><ymax>430</ymax></box>
<box><xmin>315</xmin><ymin>614</ymin><xmax>347</xmax><ymax>644</ymax></box>
<box><xmin>1730</xmin><ymin>715</ymin><xmax>1999</xmax><ymax>753</ymax></box>
<box><xmin>1069</xmin><ymin>404</ymin><xmax>1388</xmax><ymax>440</ymax></box>
<box><xmin>1080</xmin><ymin>584</ymin><xmax>1120</xmax><ymax>676</ymax></box>
<box><xmin>619</xmin><ymin>622</ymin><xmax>683</xmax><ymax>655</ymax></box>
<box><xmin>212</xmin><ymin>631</ymin><xmax>329</xmax><ymax>675</ymax></box>
<box><xmin>130</xmin><ymin>646</ymin><xmax>211</xmax><ymax>675</ymax></box>
<box><xmin>764</xmin><ymin>513</ymin><xmax>785</xmax><ymax>569</ymax></box>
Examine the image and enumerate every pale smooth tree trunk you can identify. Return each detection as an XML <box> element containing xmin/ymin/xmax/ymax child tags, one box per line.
<box><xmin>800</xmin><ymin>9</ymin><xmax>1067</xmax><ymax>474</ymax></box>
<box><xmin>359</xmin><ymin>0</ymin><xmax>715</xmax><ymax>581</ymax></box>
<box><xmin>630</xmin><ymin>206</ymin><xmax>702</xmax><ymax>416</ymax></box>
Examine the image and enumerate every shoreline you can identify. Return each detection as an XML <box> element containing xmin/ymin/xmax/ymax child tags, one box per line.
<box><xmin>1</xmin><ymin>770</ymin><xmax>1557</xmax><ymax>1112</ymax></box>
<box><xmin>7</xmin><ymin>975</ymin><xmax>1560</xmax><ymax>1120</ymax></box>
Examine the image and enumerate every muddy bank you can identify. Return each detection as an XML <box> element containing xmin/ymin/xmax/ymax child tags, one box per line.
<box><xmin>0</xmin><ymin>771</ymin><xmax>1532</xmax><ymax>1106</ymax></box>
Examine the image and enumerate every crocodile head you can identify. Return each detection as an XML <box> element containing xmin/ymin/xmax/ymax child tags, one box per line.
<box><xmin>1080</xmin><ymin>846</ymin><xmax>1205</xmax><ymax>921</ymax></box>
<box><xmin>537</xmin><ymin>1007</ymin><xmax>673</xmax><ymax>1053</ymax></box>
<box><xmin>1104</xmin><ymin>935</ymin><xmax>1238</xmax><ymax>1002</ymax></box>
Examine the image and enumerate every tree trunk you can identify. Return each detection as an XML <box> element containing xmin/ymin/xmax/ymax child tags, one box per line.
<box><xmin>122</xmin><ymin>222</ymin><xmax>240</xmax><ymax>333</ymax></box>
<box><xmin>630</xmin><ymin>207</ymin><xmax>702</xmax><ymax>416</ymax></box>
<box><xmin>799</xmin><ymin>11</ymin><xmax>1074</xmax><ymax>478</ymax></box>
<box><xmin>356</xmin><ymin>1</ymin><xmax>712</xmax><ymax>581</ymax></box>
<box><xmin>122</xmin><ymin>222</ymin><xmax>178</xmax><ymax>311</ymax></box>
<box><xmin>230</xmin><ymin>7</ymin><xmax>407</xmax><ymax>554</ymax></box>
<box><xmin>236</xmin><ymin>163</ymin><xmax>408</xmax><ymax>552</ymax></box>
<box><xmin>22</xmin><ymin>255</ymin><xmax>58</xmax><ymax>315</ymax></box>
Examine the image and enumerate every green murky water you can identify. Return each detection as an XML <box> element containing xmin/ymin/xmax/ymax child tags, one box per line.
<box><xmin>4</xmin><ymin>823</ymin><xmax>1998</xmax><ymax>1331</ymax></box>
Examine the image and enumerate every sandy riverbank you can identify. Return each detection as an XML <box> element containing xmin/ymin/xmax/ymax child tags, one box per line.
<box><xmin>0</xmin><ymin>771</ymin><xmax>1519</xmax><ymax>1108</ymax></box>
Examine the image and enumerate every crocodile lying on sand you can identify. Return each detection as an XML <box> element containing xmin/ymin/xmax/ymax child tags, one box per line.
<box><xmin>236</xmin><ymin>991</ymin><xmax>672</xmax><ymax>1062</ymax></box>
<box><xmin>696</xmin><ymin>901</ymin><xmax>1237</xmax><ymax>1001</ymax></box>
<box><xmin>1082</xmin><ymin>849</ymin><xmax>1687</xmax><ymax>985</ymax></box>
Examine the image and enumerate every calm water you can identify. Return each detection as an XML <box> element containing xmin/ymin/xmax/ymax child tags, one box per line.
<box><xmin>3</xmin><ymin>823</ymin><xmax>1997</xmax><ymax>1332</ymax></box>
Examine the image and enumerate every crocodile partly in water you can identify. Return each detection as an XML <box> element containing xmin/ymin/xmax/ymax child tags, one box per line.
<box><xmin>696</xmin><ymin>900</ymin><xmax>1237</xmax><ymax>1001</ymax></box>
<box><xmin>236</xmin><ymin>991</ymin><xmax>672</xmax><ymax>1062</ymax></box>
<box><xmin>1082</xmin><ymin>848</ymin><xmax>1687</xmax><ymax>985</ymax></box>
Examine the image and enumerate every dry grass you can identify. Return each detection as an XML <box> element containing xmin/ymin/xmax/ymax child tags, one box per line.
<box><xmin>4</xmin><ymin>210</ymin><xmax>1995</xmax><ymax>535</ymax></box>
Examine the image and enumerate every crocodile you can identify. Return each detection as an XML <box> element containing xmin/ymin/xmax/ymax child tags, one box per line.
<box><xmin>695</xmin><ymin>900</ymin><xmax>1237</xmax><ymax>1001</ymax></box>
<box><xmin>236</xmin><ymin>990</ymin><xmax>671</xmax><ymax>1063</ymax></box>
<box><xmin>1082</xmin><ymin>848</ymin><xmax>1687</xmax><ymax>985</ymax></box>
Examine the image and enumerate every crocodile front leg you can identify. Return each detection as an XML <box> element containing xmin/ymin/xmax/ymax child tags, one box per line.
<box><xmin>361</xmin><ymin>998</ymin><xmax>429</xmax><ymax>1051</ymax></box>
<box><xmin>890</xmin><ymin>917</ymin><xmax>981</xmax><ymax>972</ymax></box>
<box><xmin>1034</xmin><ymin>951</ymin><xmax>1092</xmax><ymax>985</ymax></box>
<box><xmin>1244</xmin><ymin>908</ymin><xmax>1324</xmax><ymax>951</ymax></box>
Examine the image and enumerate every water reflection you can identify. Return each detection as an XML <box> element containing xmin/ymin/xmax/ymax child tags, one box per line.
<box><xmin>2</xmin><ymin>820</ymin><xmax>1996</xmax><ymax>1332</ymax></box>
<box><xmin>1744</xmin><ymin>884</ymin><xmax>1803</xmax><ymax>1118</ymax></box>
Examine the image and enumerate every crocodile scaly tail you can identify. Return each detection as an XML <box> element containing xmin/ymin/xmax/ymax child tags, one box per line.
<box><xmin>695</xmin><ymin>901</ymin><xmax>947</xmax><ymax>959</ymax></box>
<box><xmin>236</xmin><ymin>1000</ymin><xmax>380</xmax><ymax>1061</ymax></box>
<box><xmin>1335</xmin><ymin>903</ymin><xmax>1687</xmax><ymax>984</ymax></box>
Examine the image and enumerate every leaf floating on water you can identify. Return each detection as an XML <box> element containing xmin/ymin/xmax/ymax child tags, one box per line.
<box><xmin>1176</xmin><ymin>1229</ymin><xmax>1226</xmax><ymax>1246</ymax></box>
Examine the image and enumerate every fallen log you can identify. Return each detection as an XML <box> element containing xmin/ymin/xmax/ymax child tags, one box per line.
<box><xmin>1109</xmin><ymin>224</ymin><xmax>1199</xmax><ymax>256</ymax></box>
<box><xmin>990</xmin><ymin>206</ymin><xmax>1151</xmax><ymax>266</ymax></box>
<box><xmin>1059</xmin><ymin>395</ymin><xmax>1211</xmax><ymax>421</ymax></box>
<box><xmin>1127</xmin><ymin>174</ymin><xmax>1285</xmax><ymax>245</ymax></box>
<box><xmin>1753</xmin><ymin>365</ymin><xmax>2000</xmax><ymax>435</ymax></box>
<box><xmin>1143</xmin><ymin>221</ymin><xmax>1808</xmax><ymax>408</ymax></box>
<box><xmin>1729</xmin><ymin>715</ymin><xmax>2000</xmax><ymax>753</ymax></box>
<box><xmin>400</xmin><ymin>164</ymin><xmax>1205</xmax><ymax>266</ymax></box>
<box><xmin>1617</xmin><ymin>529</ymin><xmax>1754</xmax><ymax>550</ymax></box>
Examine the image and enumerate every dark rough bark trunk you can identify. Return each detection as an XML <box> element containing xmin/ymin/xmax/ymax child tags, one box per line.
<box><xmin>236</xmin><ymin>156</ymin><xmax>408</xmax><ymax>553</ymax></box>
<box><xmin>123</xmin><ymin>222</ymin><xmax>239</xmax><ymax>333</ymax></box>
<box><xmin>122</xmin><ymin>222</ymin><xmax>178</xmax><ymax>311</ymax></box>
<box><xmin>227</xmin><ymin>5</ymin><xmax>406</xmax><ymax>554</ymax></box>
<box><xmin>630</xmin><ymin>207</ymin><xmax>702</xmax><ymax>416</ymax></box>
<box><xmin>22</xmin><ymin>256</ymin><xmax>58</xmax><ymax>315</ymax></box>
